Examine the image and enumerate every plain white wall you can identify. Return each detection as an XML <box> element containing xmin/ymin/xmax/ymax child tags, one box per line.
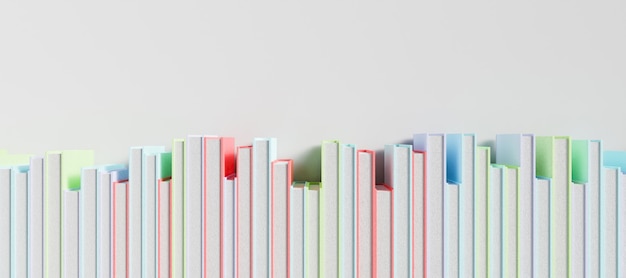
<box><xmin>1</xmin><ymin>0</ymin><xmax>625</xmax><ymax>181</ymax></box>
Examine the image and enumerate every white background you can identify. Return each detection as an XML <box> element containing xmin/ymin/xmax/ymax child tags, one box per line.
<box><xmin>1</xmin><ymin>0</ymin><xmax>625</xmax><ymax>181</ymax></box>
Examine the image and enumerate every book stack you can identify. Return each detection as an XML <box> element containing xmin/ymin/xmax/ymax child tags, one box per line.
<box><xmin>1</xmin><ymin>133</ymin><xmax>626</xmax><ymax>277</ymax></box>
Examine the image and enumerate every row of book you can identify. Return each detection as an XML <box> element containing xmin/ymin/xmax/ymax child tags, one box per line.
<box><xmin>1</xmin><ymin>134</ymin><xmax>626</xmax><ymax>277</ymax></box>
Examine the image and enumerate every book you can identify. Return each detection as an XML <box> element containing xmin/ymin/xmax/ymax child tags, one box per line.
<box><xmin>98</xmin><ymin>166</ymin><xmax>127</xmax><ymax>278</ymax></box>
<box><xmin>156</xmin><ymin>152</ymin><xmax>172</xmax><ymax>278</ymax></box>
<box><xmin>223</xmin><ymin>175</ymin><xmax>236</xmax><ymax>278</ymax></box>
<box><xmin>602</xmin><ymin>151</ymin><xmax>625</xmax><ymax>277</ymax></box>
<box><xmin>503</xmin><ymin>166</ymin><xmax>518</xmax><ymax>277</ymax></box>
<box><xmin>290</xmin><ymin>181</ymin><xmax>306</xmax><ymax>278</ymax></box>
<box><xmin>306</xmin><ymin>182</ymin><xmax>321</xmax><ymax>278</ymax></box>
<box><xmin>600</xmin><ymin>167</ymin><xmax>618</xmax><ymax>277</ymax></box>
<box><xmin>356</xmin><ymin>150</ymin><xmax>375</xmax><ymax>278</ymax></box>
<box><xmin>458</xmin><ymin>134</ymin><xmax>476</xmax><ymax>277</ymax></box>
<box><xmin>113</xmin><ymin>180</ymin><xmax>129</xmax><ymax>278</ymax></box>
<box><xmin>14</xmin><ymin>165</ymin><xmax>30</xmax><ymax>277</ymax></box>
<box><xmin>271</xmin><ymin>159</ymin><xmax>292</xmax><ymax>278</ymax></box>
<box><xmin>158</xmin><ymin>179</ymin><xmax>171</xmax><ymax>278</ymax></box>
<box><xmin>29</xmin><ymin>156</ymin><xmax>45</xmax><ymax>278</ymax></box>
<box><xmin>495</xmin><ymin>134</ymin><xmax>534</xmax><ymax>277</ymax></box>
<box><xmin>488</xmin><ymin>165</ymin><xmax>504</xmax><ymax>278</ymax></box>
<box><xmin>413</xmin><ymin>133</ymin><xmax>445</xmax><ymax>277</ymax></box>
<box><xmin>129</xmin><ymin>145</ymin><xmax>165</xmax><ymax>278</ymax></box>
<box><xmin>171</xmin><ymin>139</ymin><xmax>185</xmax><ymax>278</ymax></box>
<box><xmin>580</xmin><ymin>140</ymin><xmax>601</xmax><ymax>277</ymax></box>
<box><xmin>473</xmin><ymin>147</ymin><xmax>490</xmax><ymax>278</ymax></box>
<box><xmin>62</xmin><ymin>189</ymin><xmax>80</xmax><ymax>278</ymax></box>
<box><xmin>339</xmin><ymin>143</ymin><xmax>356</xmax><ymax>278</ymax></box>
<box><xmin>533</xmin><ymin>178</ymin><xmax>550</xmax><ymax>277</ymax></box>
<box><xmin>537</xmin><ymin>136</ymin><xmax>571</xmax><ymax>277</ymax></box>
<box><xmin>144</xmin><ymin>153</ymin><xmax>159</xmax><ymax>277</ymax></box>
<box><xmin>252</xmin><ymin>137</ymin><xmax>277</xmax><ymax>278</ymax></box>
<box><xmin>571</xmin><ymin>140</ymin><xmax>591</xmax><ymax>278</ymax></box>
<box><xmin>236</xmin><ymin>145</ymin><xmax>253</xmax><ymax>278</ymax></box>
<box><xmin>374</xmin><ymin>184</ymin><xmax>393</xmax><ymax>278</ymax></box>
<box><xmin>384</xmin><ymin>144</ymin><xmax>411</xmax><ymax>277</ymax></box>
<box><xmin>0</xmin><ymin>168</ymin><xmax>9</xmax><ymax>274</ymax></box>
<box><xmin>46</xmin><ymin>150</ymin><xmax>94</xmax><ymax>278</ymax></box>
<box><xmin>203</xmin><ymin>136</ymin><xmax>235</xmax><ymax>278</ymax></box>
<box><xmin>321</xmin><ymin>140</ymin><xmax>339</xmax><ymax>278</ymax></box>
<box><xmin>444</xmin><ymin>182</ymin><xmax>459</xmax><ymax>278</ymax></box>
<box><xmin>186</xmin><ymin>135</ymin><xmax>203</xmax><ymax>277</ymax></box>
<box><xmin>412</xmin><ymin>150</ymin><xmax>425</xmax><ymax>278</ymax></box>
<box><xmin>620</xmin><ymin>172</ymin><xmax>626</xmax><ymax>278</ymax></box>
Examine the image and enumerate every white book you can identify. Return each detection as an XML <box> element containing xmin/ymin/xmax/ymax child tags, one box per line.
<box><xmin>473</xmin><ymin>147</ymin><xmax>489</xmax><ymax>278</ymax></box>
<box><xmin>45</xmin><ymin>152</ymin><xmax>62</xmax><ymax>278</ymax></box>
<box><xmin>114</xmin><ymin>181</ymin><xmax>128</xmax><ymax>278</ymax></box>
<box><xmin>503</xmin><ymin>167</ymin><xmax>518</xmax><ymax>277</ymax></box>
<box><xmin>459</xmin><ymin>134</ymin><xmax>475</xmax><ymax>278</ymax></box>
<box><xmin>444</xmin><ymin>182</ymin><xmax>459</xmax><ymax>278</ymax></box>
<box><xmin>533</xmin><ymin>178</ymin><xmax>550</xmax><ymax>278</ymax></box>
<box><xmin>375</xmin><ymin>185</ymin><xmax>392</xmax><ymax>278</ymax></box>
<box><xmin>144</xmin><ymin>154</ymin><xmax>158</xmax><ymax>277</ymax></box>
<box><xmin>271</xmin><ymin>160</ymin><xmax>291</xmax><ymax>278</ymax></box>
<box><xmin>252</xmin><ymin>138</ymin><xmax>277</xmax><ymax>278</ymax></box>
<box><xmin>80</xmin><ymin>167</ymin><xmax>98</xmax><ymax>278</ymax></box>
<box><xmin>129</xmin><ymin>146</ymin><xmax>164</xmax><ymax>278</ymax></box>
<box><xmin>321</xmin><ymin>140</ymin><xmax>339</xmax><ymax>278</ymax></box>
<box><xmin>339</xmin><ymin>144</ymin><xmax>356</xmax><ymax>278</ymax></box>
<box><xmin>495</xmin><ymin>134</ymin><xmax>534</xmax><ymax>277</ymax></box>
<box><xmin>306</xmin><ymin>182</ymin><xmax>321</xmax><ymax>278</ymax></box>
<box><xmin>384</xmin><ymin>144</ymin><xmax>411</xmax><ymax>278</ymax></box>
<box><xmin>186</xmin><ymin>135</ymin><xmax>203</xmax><ymax>277</ymax></box>
<box><xmin>236</xmin><ymin>146</ymin><xmax>253</xmax><ymax>278</ymax></box>
<box><xmin>171</xmin><ymin>140</ymin><xmax>185</xmax><ymax>278</ymax></box>
<box><xmin>569</xmin><ymin>182</ymin><xmax>585</xmax><ymax>278</ymax></box>
<box><xmin>413</xmin><ymin>133</ymin><xmax>445</xmax><ymax>277</ymax></box>
<box><xmin>551</xmin><ymin>137</ymin><xmax>570</xmax><ymax>277</ymax></box>
<box><xmin>12</xmin><ymin>167</ymin><xmax>28</xmax><ymax>277</ymax></box>
<box><xmin>619</xmin><ymin>172</ymin><xmax>626</xmax><ymax>277</ymax></box>
<box><xmin>601</xmin><ymin>168</ymin><xmax>618</xmax><ymax>277</ymax></box>
<box><xmin>585</xmin><ymin>140</ymin><xmax>601</xmax><ymax>277</ymax></box>
<box><xmin>158</xmin><ymin>179</ymin><xmax>170</xmax><ymax>278</ymax></box>
<box><xmin>357</xmin><ymin>150</ymin><xmax>374</xmax><ymax>278</ymax></box>
<box><xmin>0</xmin><ymin>168</ymin><xmax>8</xmax><ymax>276</ymax></box>
<box><xmin>62</xmin><ymin>189</ymin><xmax>80</xmax><ymax>278</ymax></box>
<box><xmin>203</xmin><ymin>137</ymin><xmax>226</xmax><ymax>278</ymax></box>
<box><xmin>98</xmin><ymin>167</ymin><xmax>127</xmax><ymax>278</ymax></box>
<box><xmin>223</xmin><ymin>176</ymin><xmax>236</xmax><ymax>278</ymax></box>
<box><xmin>488</xmin><ymin>165</ymin><xmax>503</xmax><ymax>278</ymax></box>
<box><xmin>290</xmin><ymin>182</ymin><xmax>306</xmax><ymax>278</ymax></box>
<box><xmin>412</xmin><ymin>151</ymin><xmax>426</xmax><ymax>278</ymax></box>
<box><xmin>29</xmin><ymin>156</ymin><xmax>45</xmax><ymax>278</ymax></box>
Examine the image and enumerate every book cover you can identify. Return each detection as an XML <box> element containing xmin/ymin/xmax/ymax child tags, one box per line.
<box><xmin>62</xmin><ymin>189</ymin><xmax>79</xmax><ymax>278</ymax></box>
<box><xmin>271</xmin><ymin>159</ymin><xmax>292</xmax><ymax>278</ymax></box>
<box><xmin>252</xmin><ymin>137</ymin><xmax>277</xmax><ymax>278</ymax></box>
<box><xmin>356</xmin><ymin>150</ymin><xmax>375</xmax><ymax>278</ymax></box>
<box><xmin>29</xmin><ymin>156</ymin><xmax>45</xmax><ymax>278</ymax></box>
<box><xmin>412</xmin><ymin>150</ymin><xmax>425</xmax><ymax>278</ymax></box>
<box><xmin>473</xmin><ymin>147</ymin><xmax>490</xmax><ymax>278</ymax></box>
<box><xmin>306</xmin><ymin>182</ymin><xmax>321</xmax><ymax>278</ymax></box>
<box><xmin>236</xmin><ymin>145</ymin><xmax>252</xmax><ymax>278</ymax></box>
<box><xmin>171</xmin><ymin>139</ymin><xmax>185</xmax><ymax>278</ymax></box>
<box><xmin>339</xmin><ymin>143</ymin><xmax>356</xmax><ymax>278</ymax></box>
<box><xmin>290</xmin><ymin>181</ymin><xmax>306</xmax><ymax>278</ymax></box>
<box><xmin>374</xmin><ymin>184</ymin><xmax>393</xmax><ymax>278</ymax></box>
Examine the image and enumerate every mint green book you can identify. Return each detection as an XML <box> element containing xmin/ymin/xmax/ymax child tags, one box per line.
<box><xmin>45</xmin><ymin>150</ymin><xmax>94</xmax><ymax>278</ymax></box>
<box><xmin>536</xmin><ymin>136</ymin><xmax>571</xmax><ymax>277</ymax></box>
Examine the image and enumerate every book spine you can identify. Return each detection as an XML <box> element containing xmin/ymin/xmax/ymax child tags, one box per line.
<box><xmin>14</xmin><ymin>169</ymin><xmax>29</xmax><ymax>277</ymax></box>
<box><xmin>459</xmin><ymin>135</ymin><xmax>475</xmax><ymax>277</ymax></box>
<box><xmin>306</xmin><ymin>183</ymin><xmax>320</xmax><ymax>278</ymax></box>
<box><xmin>144</xmin><ymin>154</ymin><xmax>158</xmax><ymax>277</ymax></box>
<box><xmin>289</xmin><ymin>184</ymin><xmax>306</xmax><ymax>278</ymax></box>
<box><xmin>185</xmin><ymin>136</ymin><xmax>203</xmax><ymax>278</ymax></box>
<box><xmin>113</xmin><ymin>181</ymin><xmax>128</xmax><ymax>278</ymax></box>
<box><xmin>29</xmin><ymin>157</ymin><xmax>45</xmax><ymax>278</ymax></box>
<box><xmin>62</xmin><ymin>189</ymin><xmax>80</xmax><ymax>278</ymax></box>
<box><xmin>600</xmin><ymin>168</ymin><xmax>618</xmax><ymax>277</ymax></box>
<box><xmin>270</xmin><ymin>160</ymin><xmax>292</xmax><ymax>278</ymax></box>
<box><xmin>503</xmin><ymin>167</ymin><xmax>518</xmax><ymax>277</ymax></box>
<box><xmin>158</xmin><ymin>180</ymin><xmax>171</xmax><ymax>278</ymax></box>
<box><xmin>129</xmin><ymin>148</ymin><xmax>143</xmax><ymax>278</ymax></box>
<box><xmin>252</xmin><ymin>138</ymin><xmax>277</xmax><ymax>278</ymax></box>
<box><xmin>45</xmin><ymin>153</ymin><xmax>62</xmax><ymax>278</ymax></box>
<box><xmin>356</xmin><ymin>150</ymin><xmax>375</xmax><ymax>278</ymax></box>
<box><xmin>236</xmin><ymin>146</ymin><xmax>252</xmax><ymax>278</ymax></box>
<box><xmin>488</xmin><ymin>165</ymin><xmax>503</xmax><ymax>278</ymax></box>
<box><xmin>533</xmin><ymin>178</ymin><xmax>550</xmax><ymax>277</ymax></box>
<box><xmin>223</xmin><ymin>177</ymin><xmax>236</xmax><ymax>278</ymax></box>
<box><xmin>339</xmin><ymin>144</ymin><xmax>356</xmax><ymax>278</ymax></box>
<box><xmin>412</xmin><ymin>151</ymin><xmax>426</xmax><ymax>278</ymax></box>
<box><xmin>374</xmin><ymin>184</ymin><xmax>393</xmax><ymax>278</ymax></box>
<box><xmin>172</xmin><ymin>140</ymin><xmax>185</xmax><ymax>278</ymax></box>
<box><xmin>321</xmin><ymin>141</ymin><xmax>339</xmax><ymax>278</ymax></box>
<box><xmin>585</xmin><ymin>141</ymin><xmax>601</xmax><ymax>277</ymax></box>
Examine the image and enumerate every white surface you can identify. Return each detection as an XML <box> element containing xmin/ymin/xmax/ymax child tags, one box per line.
<box><xmin>2</xmin><ymin>1</ymin><xmax>626</xmax><ymax>181</ymax></box>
